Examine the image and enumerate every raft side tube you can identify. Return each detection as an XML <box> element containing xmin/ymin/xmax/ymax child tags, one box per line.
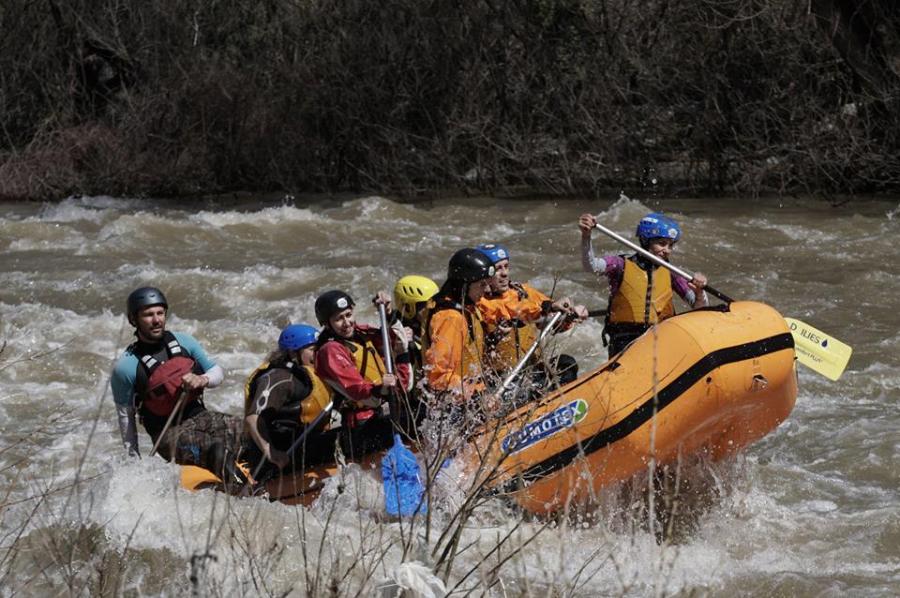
<box><xmin>473</xmin><ymin>301</ymin><xmax>797</xmax><ymax>513</ymax></box>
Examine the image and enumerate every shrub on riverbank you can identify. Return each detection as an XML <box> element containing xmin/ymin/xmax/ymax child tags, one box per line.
<box><xmin>2</xmin><ymin>0</ymin><xmax>899</xmax><ymax>200</ymax></box>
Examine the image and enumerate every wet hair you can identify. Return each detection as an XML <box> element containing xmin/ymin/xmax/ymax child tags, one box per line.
<box><xmin>265</xmin><ymin>348</ymin><xmax>296</xmax><ymax>366</ymax></box>
<box><xmin>437</xmin><ymin>278</ymin><xmax>469</xmax><ymax>305</ymax></box>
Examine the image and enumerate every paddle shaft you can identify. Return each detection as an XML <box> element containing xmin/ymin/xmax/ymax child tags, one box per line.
<box><xmin>377</xmin><ymin>304</ymin><xmax>395</xmax><ymax>376</ymax></box>
<box><xmin>593</xmin><ymin>222</ymin><xmax>734</xmax><ymax>304</ymax></box>
<box><xmin>149</xmin><ymin>390</ymin><xmax>188</xmax><ymax>457</ymax></box>
<box><xmin>500</xmin><ymin>311</ymin><xmax>565</xmax><ymax>391</ymax></box>
<box><xmin>378</xmin><ymin>302</ymin><xmax>426</xmax><ymax>518</ymax></box>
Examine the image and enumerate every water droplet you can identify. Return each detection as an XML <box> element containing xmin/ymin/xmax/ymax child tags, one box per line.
<box><xmin>822</xmin><ymin>339</ymin><xmax>828</xmax><ymax>347</ymax></box>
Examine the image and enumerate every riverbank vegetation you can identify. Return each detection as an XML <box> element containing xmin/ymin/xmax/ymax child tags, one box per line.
<box><xmin>2</xmin><ymin>0</ymin><xmax>899</xmax><ymax>201</ymax></box>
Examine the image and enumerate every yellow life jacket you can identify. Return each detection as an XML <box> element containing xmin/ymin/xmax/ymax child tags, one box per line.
<box><xmin>336</xmin><ymin>336</ymin><xmax>386</xmax><ymax>385</ymax></box>
<box><xmin>300</xmin><ymin>365</ymin><xmax>332</xmax><ymax>424</ymax></box>
<box><xmin>422</xmin><ymin>298</ymin><xmax>487</xmax><ymax>382</ymax></box>
<box><xmin>609</xmin><ymin>258</ymin><xmax>675</xmax><ymax>325</ymax></box>
<box><xmin>243</xmin><ymin>360</ymin><xmax>333</xmax><ymax>425</ymax></box>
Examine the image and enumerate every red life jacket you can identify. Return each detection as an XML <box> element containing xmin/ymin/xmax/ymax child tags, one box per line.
<box><xmin>143</xmin><ymin>355</ymin><xmax>198</xmax><ymax>416</ymax></box>
<box><xmin>136</xmin><ymin>332</ymin><xmax>201</xmax><ymax>419</ymax></box>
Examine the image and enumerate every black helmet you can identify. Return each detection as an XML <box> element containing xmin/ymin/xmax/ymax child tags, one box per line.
<box><xmin>126</xmin><ymin>286</ymin><xmax>168</xmax><ymax>325</ymax></box>
<box><xmin>447</xmin><ymin>248</ymin><xmax>496</xmax><ymax>283</ymax></box>
<box><xmin>315</xmin><ymin>290</ymin><xmax>355</xmax><ymax>325</ymax></box>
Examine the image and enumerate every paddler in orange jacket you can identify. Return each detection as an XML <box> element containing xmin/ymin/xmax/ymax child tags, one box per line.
<box><xmin>475</xmin><ymin>243</ymin><xmax>587</xmax><ymax>387</ymax></box>
<box><xmin>422</xmin><ymin>248</ymin><xmax>496</xmax><ymax>417</ymax></box>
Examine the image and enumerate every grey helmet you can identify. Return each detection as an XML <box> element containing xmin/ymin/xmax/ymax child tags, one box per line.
<box><xmin>127</xmin><ymin>286</ymin><xmax>168</xmax><ymax>325</ymax></box>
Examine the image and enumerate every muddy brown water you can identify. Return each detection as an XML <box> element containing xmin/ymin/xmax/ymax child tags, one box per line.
<box><xmin>1</xmin><ymin>194</ymin><xmax>898</xmax><ymax>596</ymax></box>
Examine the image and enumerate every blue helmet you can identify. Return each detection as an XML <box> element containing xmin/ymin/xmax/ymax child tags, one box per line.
<box><xmin>636</xmin><ymin>213</ymin><xmax>681</xmax><ymax>243</ymax></box>
<box><xmin>278</xmin><ymin>324</ymin><xmax>319</xmax><ymax>351</ymax></box>
<box><xmin>475</xmin><ymin>243</ymin><xmax>510</xmax><ymax>265</ymax></box>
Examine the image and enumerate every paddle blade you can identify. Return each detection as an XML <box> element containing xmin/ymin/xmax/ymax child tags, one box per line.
<box><xmin>181</xmin><ymin>465</ymin><xmax>222</xmax><ymax>491</ymax></box>
<box><xmin>785</xmin><ymin>318</ymin><xmax>852</xmax><ymax>381</ymax></box>
<box><xmin>382</xmin><ymin>434</ymin><xmax>426</xmax><ymax>517</ymax></box>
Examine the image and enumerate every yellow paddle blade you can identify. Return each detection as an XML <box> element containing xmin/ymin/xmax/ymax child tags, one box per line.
<box><xmin>180</xmin><ymin>465</ymin><xmax>222</xmax><ymax>491</ymax></box>
<box><xmin>784</xmin><ymin>318</ymin><xmax>852</xmax><ymax>381</ymax></box>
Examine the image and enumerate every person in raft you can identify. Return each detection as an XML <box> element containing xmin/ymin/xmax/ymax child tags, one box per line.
<box><xmin>243</xmin><ymin>323</ymin><xmax>338</xmax><ymax>477</ymax></box>
<box><xmin>110</xmin><ymin>286</ymin><xmax>245</xmax><ymax>486</ymax></box>
<box><xmin>313</xmin><ymin>290</ymin><xmax>411</xmax><ymax>461</ymax></box>
<box><xmin>475</xmin><ymin>243</ymin><xmax>587</xmax><ymax>391</ymax></box>
<box><xmin>579</xmin><ymin>212</ymin><xmax>708</xmax><ymax>356</ymax></box>
<box><xmin>392</xmin><ymin>274</ymin><xmax>440</xmax><ymax>432</ymax></box>
<box><xmin>421</xmin><ymin>248</ymin><xmax>497</xmax><ymax>424</ymax></box>
<box><xmin>393</xmin><ymin>274</ymin><xmax>440</xmax><ymax>379</ymax></box>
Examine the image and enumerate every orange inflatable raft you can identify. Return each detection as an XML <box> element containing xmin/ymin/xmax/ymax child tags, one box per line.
<box><xmin>182</xmin><ymin>300</ymin><xmax>798</xmax><ymax>513</ymax></box>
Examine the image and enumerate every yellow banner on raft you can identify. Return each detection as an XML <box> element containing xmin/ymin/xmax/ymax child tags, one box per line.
<box><xmin>785</xmin><ymin>317</ymin><xmax>852</xmax><ymax>381</ymax></box>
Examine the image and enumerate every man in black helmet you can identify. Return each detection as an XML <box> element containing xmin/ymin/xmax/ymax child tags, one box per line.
<box><xmin>313</xmin><ymin>289</ymin><xmax>412</xmax><ymax>460</ymax></box>
<box><xmin>110</xmin><ymin>287</ymin><xmax>244</xmax><ymax>486</ymax></box>
<box><xmin>422</xmin><ymin>248</ymin><xmax>497</xmax><ymax>414</ymax></box>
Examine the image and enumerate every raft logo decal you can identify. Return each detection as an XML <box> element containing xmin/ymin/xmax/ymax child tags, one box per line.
<box><xmin>502</xmin><ymin>399</ymin><xmax>588</xmax><ymax>455</ymax></box>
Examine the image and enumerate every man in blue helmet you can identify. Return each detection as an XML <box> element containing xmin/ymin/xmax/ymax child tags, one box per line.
<box><xmin>579</xmin><ymin>212</ymin><xmax>708</xmax><ymax>355</ymax></box>
<box><xmin>475</xmin><ymin>243</ymin><xmax>587</xmax><ymax>390</ymax></box>
<box><xmin>243</xmin><ymin>323</ymin><xmax>337</xmax><ymax>475</ymax></box>
<box><xmin>111</xmin><ymin>286</ymin><xmax>245</xmax><ymax>485</ymax></box>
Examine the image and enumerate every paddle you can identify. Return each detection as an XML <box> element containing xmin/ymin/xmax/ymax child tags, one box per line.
<box><xmin>784</xmin><ymin>318</ymin><xmax>852</xmax><ymax>382</ymax></box>
<box><xmin>377</xmin><ymin>303</ymin><xmax>426</xmax><ymax>517</ymax></box>
<box><xmin>593</xmin><ymin>221</ymin><xmax>852</xmax><ymax>380</ymax></box>
<box><xmin>499</xmin><ymin>311</ymin><xmax>566</xmax><ymax>392</ymax></box>
<box><xmin>149</xmin><ymin>389</ymin><xmax>188</xmax><ymax>457</ymax></box>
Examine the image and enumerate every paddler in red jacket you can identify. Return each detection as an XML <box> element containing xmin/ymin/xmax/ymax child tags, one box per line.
<box><xmin>314</xmin><ymin>289</ymin><xmax>411</xmax><ymax>460</ymax></box>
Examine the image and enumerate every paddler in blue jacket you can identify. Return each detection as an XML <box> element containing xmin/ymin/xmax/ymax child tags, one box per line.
<box><xmin>110</xmin><ymin>287</ymin><xmax>244</xmax><ymax>485</ymax></box>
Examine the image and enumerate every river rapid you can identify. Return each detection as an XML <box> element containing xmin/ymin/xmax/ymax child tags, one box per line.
<box><xmin>0</xmin><ymin>194</ymin><xmax>898</xmax><ymax>596</ymax></box>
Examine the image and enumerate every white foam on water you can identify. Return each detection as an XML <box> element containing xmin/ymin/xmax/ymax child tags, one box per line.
<box><xmin>739</xmin><ymin>218</ymin><xmax>844</xmax><ymax>245</ymax></box>
<box><xmin>35</xmin><ymin>200</ymin><xmax>111</xmax><ymax>224</ymax></box>
<box><xmin>66</xmin><ymin>194</ymin><xmax>147</xmax><ymax>210</ymax></box>
<box><xmin>189</xmin><ymin>204</ymin><xmax>327</xmax><ymax>227</ymax></box>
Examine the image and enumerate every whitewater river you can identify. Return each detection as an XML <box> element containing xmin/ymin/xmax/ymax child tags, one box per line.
<box><xmin>1</xmin><ymin>194</ymin><xmax>898</xmax><ymax>596</ymax></box>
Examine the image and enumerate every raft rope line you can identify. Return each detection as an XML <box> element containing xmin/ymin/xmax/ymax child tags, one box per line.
<box><xmin>495</xmin><ymin>331</ymin><xmax>795</xmax><ymax>494</ymax></box>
